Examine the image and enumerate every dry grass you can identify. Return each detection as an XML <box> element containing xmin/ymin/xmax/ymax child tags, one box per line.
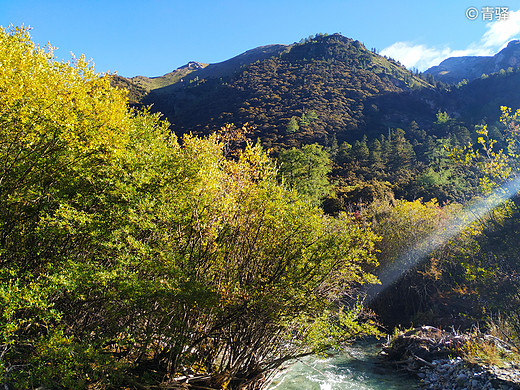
<box><xmin>462</xmin><ymin>323</ymin><xmax>519</xmax><ymax>367</ymax></box>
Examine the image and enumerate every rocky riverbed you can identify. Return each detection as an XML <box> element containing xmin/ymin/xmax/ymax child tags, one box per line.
<box><xmin>418</xmin><ymin>357</ymin><xmax>520</xmax><ymax>390</ymax></box>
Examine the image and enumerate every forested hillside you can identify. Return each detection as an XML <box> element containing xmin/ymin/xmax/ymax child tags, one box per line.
<box><xmin>115</xmin><ymin>34</ymin><xmax>520</xmax><ymax>207</ymax></box>
<box><xmin>139</xmin><ymin>34</ymin><xmax>435</xmax><ymax>149</ymax></box>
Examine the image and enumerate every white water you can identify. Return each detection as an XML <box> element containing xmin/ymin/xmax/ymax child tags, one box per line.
<box><xmin>267</xmin><ymin>341</ymin><xmax>420</xmax><ymax>390</ymax></box>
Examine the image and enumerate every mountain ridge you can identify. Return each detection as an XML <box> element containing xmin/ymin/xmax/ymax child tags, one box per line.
<box><xmin>111</xmin><ymin>34</ymin><xmax>520</xmax><ymax>152</ymax></box>
<box><xmin>132</xmin><ymin>33</ymin><xmax>435</xmax><ymax>148</ymax></box>
<box><xmin>425</xmin><ymin>40</ymin><xmax>520</xmax><ymax>83</ymax></box>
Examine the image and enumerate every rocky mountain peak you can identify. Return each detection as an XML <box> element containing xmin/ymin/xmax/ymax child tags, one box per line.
<box><xmin>177</xmin><ymin>61</ymin><xmax>206</xmax><ymax>70</ymax></box>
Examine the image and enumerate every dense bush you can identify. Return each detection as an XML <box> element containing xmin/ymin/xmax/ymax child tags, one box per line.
<box><xmin>0</xmin><ymin>27</ymin><xmax>379</xmax><ymax>389</ymax></box>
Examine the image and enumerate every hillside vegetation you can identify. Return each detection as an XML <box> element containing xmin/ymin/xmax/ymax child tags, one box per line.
<box><xmin>140</xmin><ymin>34</ymin><xmax>434</xmax><ymax>149</ymax></box>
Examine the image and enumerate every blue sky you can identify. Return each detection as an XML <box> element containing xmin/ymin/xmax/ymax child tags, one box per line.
<box><xmin>1</xmin><ymin>0</ymin><xmax>520</xmax><ymax>77</ymax></box>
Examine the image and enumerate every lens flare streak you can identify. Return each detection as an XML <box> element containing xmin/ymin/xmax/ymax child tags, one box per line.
<box><xmin>366</xmin><ymin>176</ymin><xmax>520</xmax><ymax>301</ymax></box>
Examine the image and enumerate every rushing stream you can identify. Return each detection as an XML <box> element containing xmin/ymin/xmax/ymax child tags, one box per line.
<box><xmin>267</xmin><ymin>340</ymin><xmax>421</xmax><ymax>390</ymax></box>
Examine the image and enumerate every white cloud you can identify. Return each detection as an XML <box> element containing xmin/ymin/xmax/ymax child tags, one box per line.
<box><xmin>381</xmin><ymin>9</ymin><xmax>520</xmax><ymax>71</ymax></box>
<box><xmin>481</xmin><ymin>9</ymin><xmax>520</xmax><ymax>48</ymax></box>
<box><xmin>380</xmin><ymin>43</ymin><xmax>494</xmax><ymax>71</ymax></box>
<box><xmin>381</xmin><ymin>43</ymin><xmax>478</xmax><ymax>71</ymax></box>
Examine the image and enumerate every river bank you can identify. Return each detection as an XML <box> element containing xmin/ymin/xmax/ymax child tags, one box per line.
<box><xmin>268</xmin><ymin>326</ymin><xmax>520</xmax><ymax>390</ymax></box>
<box><xmin>417</xmin><ymin>357</ymin><xmax>520</xmax><ymax>390</ymax></box>
<box><xmin>382</xmin><ymin>326</ymin><xmax>520</xmax><ymax>390</ymax></box>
